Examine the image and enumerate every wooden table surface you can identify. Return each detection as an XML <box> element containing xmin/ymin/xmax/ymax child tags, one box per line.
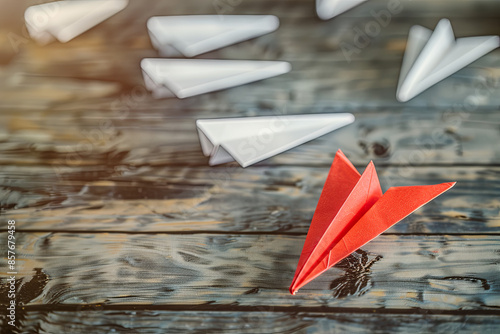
<box><xmin>1</xmin><ymin>0</ymin><xmax>499</xmax><ymax>333</ymax></box>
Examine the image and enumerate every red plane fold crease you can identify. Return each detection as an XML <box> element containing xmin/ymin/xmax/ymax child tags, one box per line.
<box><xmin>289</xmin><ymin>150</ymin><xmax>455</xmax><ymax>295</ymax></box>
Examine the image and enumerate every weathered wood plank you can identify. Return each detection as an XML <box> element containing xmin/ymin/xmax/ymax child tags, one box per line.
<box><xmin>4</xmin><ymin>56</ymin><xmax>497</xmax><ymax>111</ymax></box>
<box><xmin>1</xmin><ymin>1</ymin><xmax>498</xmax><ymax>110</ymax></box>
<box><xmin>0</xmin><ymin>109</ymin><xmax>499</xmax><ymax>168</ymax></box>
<box><xmin>3</xmin><ymin>310</ymin><xmax>500</xmax><ymax>334</ymax></box>
<box><xmin>108</xmin><ymin>0</ymin><xmax>500</xmax><ymax>21</ymax></box>
<box><xmin>8</xmin><ymin>16</ymin><xmax>500</xmax><ymax>64</ymax></box>
<box><xmin>1</xmin><ymin>233</ymin><xmax>499</xmax><ymax>310</ymax></box>
<box><xmin>0</xmin><ymin>0</ymin><xmax>498</xmax><ymax>332</ymax></box>
<box><xmin>2</xmin><ymin>165</ymin><xmax>499</xmax><ymax>234</ymax></box>
<box><xmin>4</xmin><ymin>0</ymin><xmax>499</xmax><ymax>25</ymax></box>
<box><xmin>3</xmin><ymin>22</ymin><xmax>498</xmax><ymax>110</ymax></box>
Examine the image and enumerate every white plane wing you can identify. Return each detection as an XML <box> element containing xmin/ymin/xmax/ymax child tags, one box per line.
<box><xmin>196</xmin><ymin>114</ymin><xmax>355</xmax><ymax>167</ymax></box>
<box><xmin>397</xmin><ymin>19</ymin><xmax>499</xmax><ymax>102</ymax></box>
<box><xmin>147</xmin><ymin>15</ymin><xmax>279</xmax><ymax>57</ymax></box>
<box><xmin>141</xmin><ymin>58</ymin><xmax>291</xmax><ymax>99</ymax></box>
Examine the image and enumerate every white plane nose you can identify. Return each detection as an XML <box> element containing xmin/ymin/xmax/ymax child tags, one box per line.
<box><xmin>24</xmin><ymin>0</ymin><xmax>129</xmax><ymax>44</ymax></box>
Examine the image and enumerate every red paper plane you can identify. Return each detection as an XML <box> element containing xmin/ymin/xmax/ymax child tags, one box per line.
<box><xmin>290</xmin><ymin>150</ymin><xmax>455</xmax><ymax>295</ymax></box>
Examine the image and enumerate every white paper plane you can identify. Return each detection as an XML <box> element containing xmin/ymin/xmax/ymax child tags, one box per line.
<box><xmin>147</xmin><ymin>15</ymin><xmax>280</xmax><ymax>57</ymax></box>
<box><xmin>196</xmin><ymin>114</ymin><xmax>355</xmax><ymax>167</ymax></box>
<box><xmin>141</xmin><ymin>58</ymin><xmax>291</xmax><ymax>99</ymax></box>
<box><xmin>397</xmin><ymin>19</ymin><xmax>500</xmax><ymax>102</ymax></box>
<box><xmin>316</xmin><ymin>0</ymin><xmax>369</xmax><ymax>20</ymax></box>
<box><xmin>25</xmin><ymin>0</ymin><xmax>128</xmax><ymax>44</ymax></box>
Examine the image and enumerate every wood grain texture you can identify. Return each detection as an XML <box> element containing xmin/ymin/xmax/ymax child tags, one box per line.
<box><xmin>2</xmin><ymin>165</ymin><xmax>499</xmax><ymax>233</ymax></box>
<box><xmin>1</xmin><ymin>233</ymin><xmax>500</xmax><ymax>310</ymax></box>
<box><xmin>1</xmin><ymin>0</ymin><xmax>499</xmax><ymax>111</ymax></box>
<box><xmin>0</xmin><ymin>109</ymin><xmax>500</xmax><ymax>170</ymax></box>
<box><xmin>3</xmin><ymin>310</ymin><xmax>500</xmax><ymax>334</ymax></box>
<box><xmin>0</xmin><ymin>0</ymin><xmax>499</xmax><ymax>332</ymax></box>
<box><xmin>2</xmin><ymin>30</ymin><xmax>498</xmax><ymax>111</ymax></box>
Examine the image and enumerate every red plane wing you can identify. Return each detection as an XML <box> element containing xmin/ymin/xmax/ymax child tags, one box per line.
<box><xmin>290</xmin><ymin>161</ymin><xmax>382</xmax><ymax>294</ymax></box>
<box><xmin>291</xmin><ymin>182</ymin><xmax>455</xmax><ymax>294</ymax></box>
<box><xmin>289</xmin><ymin>150</ymin><xmax>360</xmax><ymax>293</ymax></box>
